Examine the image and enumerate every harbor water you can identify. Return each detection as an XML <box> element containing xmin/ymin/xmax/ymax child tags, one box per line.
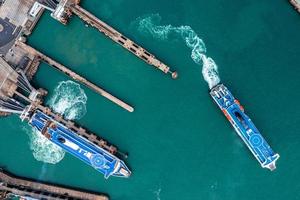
<box><xmin>1</xmin><ymin>0</ymin><xmax>300</xmax><ymax>199</ymax></box>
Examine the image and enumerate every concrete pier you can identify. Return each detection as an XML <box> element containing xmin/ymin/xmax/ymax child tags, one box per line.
<box><xmin>0</xmin><ymin>169</ymin><xmax>109</xmax><ymax>200</ymax></box>
<box><xmin>0</xmin><ymin>0</ymin><xmax>44</xmax><ymax>55</ymax></box>
<box><xmin>16</xmin><ymin>41</ymin><xmax>134</xmax><ymax>113</ymax></box>
<box><xmin>70</xmin><ymin>5</ymin><xmax>178</xmax><ymax>79</ymax></box>
<box><xmin>0</xmin><ymin>0</ymin><xmax>130</xmax><ymax>187</ymax></box>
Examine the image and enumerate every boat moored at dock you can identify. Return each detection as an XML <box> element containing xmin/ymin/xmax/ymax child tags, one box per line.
<box><xmin>210</xmin><ymin>84</ymin><xmax>279</xmax><ymax>171</ymax></box>
<box><xmin>29</xmin><ymin>110</ymin><xmax>131</xmax><ymax>179</ymax></box>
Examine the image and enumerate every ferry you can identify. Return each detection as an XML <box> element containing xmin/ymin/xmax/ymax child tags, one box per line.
<box><xmin>29</xmin><ymin>110</ymin><xmax>131</xmax><ymax>179</ymax></box>
<box><xmin>210</xmin><ymin>84</ymin><xmax>279</xmax><ymax>170</ymax></box>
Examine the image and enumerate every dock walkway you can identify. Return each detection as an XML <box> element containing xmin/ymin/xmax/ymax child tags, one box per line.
<box><xmin>70</xmin><ymin>5</ymin><xmax>177</xmax><ymax>79</ymax></box>
<box><xmin>0</xmin><ymin>169</ymin><xmax>108</xmax><ymax>200</ymax></box>
<box><xmin>16</xmin><ymin>41</ymin><xmax>134</xmax><ymax>113</ymax></box>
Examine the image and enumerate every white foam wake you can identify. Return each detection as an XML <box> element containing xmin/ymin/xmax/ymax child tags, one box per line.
<box><xmin>153</xmin><ymin>187</ymin><xmax>162</xmax><ymax>200</ymax></box>
<box><xmin>49</xmin><ymin>80</ymin><xmax>87</xmax><ymax>120</ymax></box>
<box><xmin>38</xmin><ymin>163</ymin><xmax>48</xmax><ymax>180</ymax></box>
<box><xmin>24</xmin><ymin>126</ymin><xmax>65</xmax><ymax>164</ymax></box>
<box><xmin>27</xmin><ymin>80</ymin><xmax>88</xmax><ymax>164</ymax></box>
<box><xmin>150</xmin><ymin>183</ymin><xmax>162</xmax><ymax>200</ymax></box>
<box><xmin>133</xmin><ymin>14</ymin><xmax>220</xmax><ymax>89</ymax></box>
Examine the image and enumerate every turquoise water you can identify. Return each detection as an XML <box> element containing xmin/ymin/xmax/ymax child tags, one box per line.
<box><xmin>1</xmin><ymin>0</ymin><xmax>300</xmax><ymax>199</ymax></box>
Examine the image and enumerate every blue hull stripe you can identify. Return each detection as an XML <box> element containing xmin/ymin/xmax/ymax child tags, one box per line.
<box><xmin>29</xmin><ymin>110</ymin><xmax>131</xmax><ymax>178</ymax></box>
<box><xmin>210</xmin><ymin>84</ymin><xmax>279</xmax><ymax>170</ymax></box>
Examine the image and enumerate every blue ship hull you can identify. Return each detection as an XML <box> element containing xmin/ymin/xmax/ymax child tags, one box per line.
<box><xmin>210</xmin><ymin>84</ymin><xmax>279</xmax><ymax>170</ymax></box>
<box><xmin>29</xmin><ymin>110</ymin><xmax>131</xmax><ymax>179</ymax></box>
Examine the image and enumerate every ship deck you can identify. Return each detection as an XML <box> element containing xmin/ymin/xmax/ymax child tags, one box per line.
<box><xmin>30</xmin><ymin>110</ymin><xmax>130</xmax><ymax>178</ymax></box>
<box><xmin>210</xmin><ymin>84</ymin><xmax>279</xmax><ymax>170</ymax></box>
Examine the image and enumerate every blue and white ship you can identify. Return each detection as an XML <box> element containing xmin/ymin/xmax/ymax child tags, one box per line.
<box><xmin>210</xmin><ymin>84</ymin><xmax>279</xmax><ymax>170</ymax></box>
<box><xmin>29</xmin><ymin>110</ymin><xmax>131</xmax><ymax>179</ymax></box>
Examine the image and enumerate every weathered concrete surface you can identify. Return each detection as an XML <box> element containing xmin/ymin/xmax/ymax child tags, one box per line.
<box><xmin>0</xmin><ymin>57</ymin><xmax>18</xmax><ymax>99</ymax></box>
<box><xmin>0</xmin><ymin>169</ymin><xmax>109</xmax><ymax>200</ymax></box>
<box><xmin>0</xmin><ymin>0</ymin><xmax>43</xmax><ymax>55</ymax></box>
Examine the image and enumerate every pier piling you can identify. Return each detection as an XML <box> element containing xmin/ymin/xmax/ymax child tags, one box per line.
<box><xmin>0</xmin><ymin>169</ymin><xmax>109</xmax><ymax>200</ymax></box>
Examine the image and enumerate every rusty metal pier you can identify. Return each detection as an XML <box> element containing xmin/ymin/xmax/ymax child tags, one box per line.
<box><xmin>0</xmin><ymin>169</ymin><xmax>109</xmax><ymax>200</ymax></box>
<box><xmin>0</xmin><ymin>0</ymin><xmax>131</xmax><ymax>193</ymax></box>
<box><xmin>16</xmin><ymin>41</ymin><xmax>134</xmax><ymax>113</ymax></box>
<box><xmin>46</xmin><ymin>0</ymin><xmax>178</xmax><ymax>79</ymax></box>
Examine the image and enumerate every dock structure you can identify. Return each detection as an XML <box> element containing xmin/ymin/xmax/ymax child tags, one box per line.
<box><xmin>46</xmin><ymin>0</ymin><xmax>178</xmax><ymax>79</ymax></box>
<box><xmin>70</xmin><ymin>5</ymin><xmax>178</xmax><ymax>79</ymax></box>
<box><xmin>290</xmin><ymin>0</ymin><xmax>300</xmax><ymax>13</ymax></box>
<box><xmin>1</xmin><ymin>0</ymin><xmax>134</xmax><ymax>113</ymax></box>
<box><xmin>0</xmin><ymin>169</ymin><xmax>109</xmax><ymax>200</ymax></box>
<box><xmin>15</xmin><ymin>41</ymin><xmax>134</xmax><ymax>113</ymax></box>
<box><xmin>0</xmin><ymin>0</ymin><xmax>131</xmax><ymax>186</ymax></box>
<box><xmin>0</xmin><ymin>54</ymin><xmax>127</xmax><ymax>166</ymax></box>
<box><xmin>0</xmin><ymin>58</ymin><xmax>19</xmax><ymax>100</ymax></box>
<box><xmin>0</xmin><ymin>0</ymin><xmax>44</xmax><ymax>55</ymax></box>
<box><xmin>0</xmin><ymin>54</ymin><xmax>122</xmax><ymax>155</ymax></box>
<box><xmin>0</xmin><ymin>56</ymin><xmax>40</xmax><ymax>115</ymax></box>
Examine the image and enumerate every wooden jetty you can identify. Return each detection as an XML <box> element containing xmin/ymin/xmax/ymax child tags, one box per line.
<box><xmin>0</xmin><ymin>169</ymin><xmax>109</xmax><ymax>200</ymax></box>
